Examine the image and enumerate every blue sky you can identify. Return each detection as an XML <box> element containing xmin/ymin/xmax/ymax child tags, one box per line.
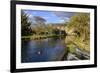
<box><xmin>22</xmin><ymin>10</ymin><xmax>75</xmax><ymax>24</ymax></box>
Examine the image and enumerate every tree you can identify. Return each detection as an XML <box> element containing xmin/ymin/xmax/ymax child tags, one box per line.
<box><xmin>21</xmin><ymin>11</ymin><xmax>32</xmax><ymax>36</ymax></box>
<box><xmin>33</xmin><ymin>16</ymin><xmax>46</xmax><ymax>25</ymax></box>
<box><xmin>32</xmin><ymin>16</ymin><xmax>47</xmax><ymax>34</ymax></box>
<box><xmin>67</xmin><ymin>13</ymin><xmax>90</xmax><ymax>41</ymax></box>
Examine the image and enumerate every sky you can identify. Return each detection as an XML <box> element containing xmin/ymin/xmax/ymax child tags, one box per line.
<box><xmin>22</xmin><ymin>10</ymin><xmax>75</xmax><ymax>24</ymax></box>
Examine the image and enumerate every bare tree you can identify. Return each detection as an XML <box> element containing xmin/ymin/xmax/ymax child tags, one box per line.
<box><xmin>33</xmin><ymin>16</ymin><xmax>46</xmax><ymax>25</ymax></box>
<box><xmin>32</xmin><ymin>16</ymin><xmax>47</xmax><ymax>34</ymax></box>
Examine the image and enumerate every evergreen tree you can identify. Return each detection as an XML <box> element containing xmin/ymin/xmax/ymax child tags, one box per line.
<box><xmin>21</xmin><ymin>11</ymin><xmax>32</xmax><ymax>36</ymax></box>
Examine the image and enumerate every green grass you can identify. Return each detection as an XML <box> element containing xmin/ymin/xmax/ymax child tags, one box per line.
<box><xmin>22</xmin><ymin>34</ymin><xmax>65</xmax><ymax>40</ymax></box>
<box><xmin>65</xmin><ymin>35</ymin><xmax>90</xmax><ymax>53</ymax></box>
<box><xmin>70</xmin><ymin>37</ymin><xmax>89</xmax><ymax>52</ymax></box>
<box><xmin>67</xmin><ymin>44</ymin><xmax>76</xmax><ymax>53</ymax></box>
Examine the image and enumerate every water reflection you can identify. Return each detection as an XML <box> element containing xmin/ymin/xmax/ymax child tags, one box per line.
<box><xmin>21</xmin><ymin>36</ymin><xmax>90</xmax><ymax>63</ymax></box>
<box><xmin>21</xmin><ymin>37</ymin><xmax>67</xmax><ymax>63</ymax></box>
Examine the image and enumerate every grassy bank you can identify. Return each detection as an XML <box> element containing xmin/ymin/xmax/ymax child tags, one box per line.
<box><xmin>65</xmin><ymin>35</ymin><xmax>90</xmax><ymax>53</ymax></box>
<box><xmin>22</xmin><ymin>34</ymin><xmax>65</xmax><ymax>40</ymax></box>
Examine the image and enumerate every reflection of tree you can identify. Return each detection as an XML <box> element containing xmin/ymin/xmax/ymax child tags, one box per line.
<box><xmin>21</xmin><ymin>11</ymin><xmax>32</xmax><ymax>36</ymax></box>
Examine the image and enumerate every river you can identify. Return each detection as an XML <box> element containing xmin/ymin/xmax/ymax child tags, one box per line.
<box><xmin>21</xmin><ymin>36</ymin><xmax>90</xmax><ymax>63</ymax></box>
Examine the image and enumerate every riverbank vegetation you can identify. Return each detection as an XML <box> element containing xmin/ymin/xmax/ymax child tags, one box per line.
<box><xmin>65</xmin><ymin>13</ymin><xmax>90</xmax><ymax>53</ymax></box>
<box><xmin>21</xmin><ymin>11</ymin><xmax>90</xmax><ymax>53</ymax></box>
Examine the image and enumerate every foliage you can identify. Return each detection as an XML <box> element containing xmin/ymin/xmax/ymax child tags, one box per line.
<box><xmin>21</xmin><ymin>11</ymin><xmax>32</xmax><ymax>36</ymax></box>
<box><xmin>66</xmin><ymin>13</ymin><xmax>90</xmax><ymax>41</ymax></box>
<box><xmin>65</xmin><ymin>13</ymin><xmax>90</xmax><ymax>52</ymax></box>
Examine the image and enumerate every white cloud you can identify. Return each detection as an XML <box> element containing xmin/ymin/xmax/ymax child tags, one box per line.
<box><xmin>53</xmin><ymin>12</ymin><xmax>75</xmax><ymax>18</ymax></box>
<box><xmin>28</xmin><ymin>14</ymin><xmax>33</xmax><ymax>18</ymax></box>
<box><xmin>59</xmin><ymin>19</ymin><xmax>65</xmax><ymax>22</ymax></box>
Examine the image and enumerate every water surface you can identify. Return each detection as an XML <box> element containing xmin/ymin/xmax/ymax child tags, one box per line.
<box><xmin>21</xmin><ymin>37</ymin><xmax>89</xmax><ymax>63</ymax></box>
